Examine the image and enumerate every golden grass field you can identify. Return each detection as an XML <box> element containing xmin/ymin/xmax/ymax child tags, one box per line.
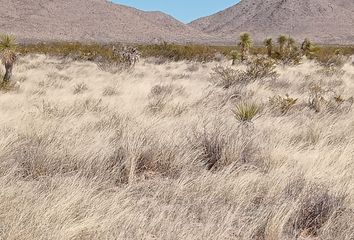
<box><xmin>1</xmin><ymin>53</ymin><xmax>354</xmax><ymax>239</ymax></box>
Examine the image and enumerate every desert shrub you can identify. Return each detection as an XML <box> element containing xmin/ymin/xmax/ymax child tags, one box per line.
<box><xmin>316</xmin><ymin>66</ymin><xmax>345</xmax><ymax>78</ymax></box>
<box><xmin>36</xmin><ymin>98</ymin><xmax>107</xmax><ymax>118</ymax></box>
<box><xmin>95</xmin><ymin>57</ymin><xmax>133</xmax><ymax>73</ymax></box>
<box><xmin>316</xmin><ymin>54</ymin><xmax>346</xmax><ymax>69</ymax></box>
<box><xmin>280</xmin><ymin>49</ymin><xmax>302</xmax><ymax>65</ymax></box>
<box><xmin>232</xmin><ymin>101</ymin><xmax>260</xmax><ymax>123</ymax></box>
<box><xmin>312</xmin><ymin>45</ymin><xmax>354</xmax><ymax>66</ymax></box>
<box><xmin>73</xmin><ymin>82</ymin><xmax>88</xmax><ymax>94</ymax></box>
<box><xmin>326</xmin><ymin>94</ymin><xmax>353</xmax><ymax>114</ymax></box>
<box><xmin>0</xmin><ymin>80</ymin><xmax>20</xmax><ymax>92</ymax></box>
<box><xmin>19</xmin><ymin>42</ymin><xmax>137</xmax><ymax>73</ymax></box>
<box><xmin>269</xmin><ymin>94</ymin><xmax>298</xmax><ymax>115</ymax></box>
<box><xmin>186</xmin><ymin>64</ymin><xmax>199</xmax><ymax>72</ymax></box>
<box><xmin>244</xmin><ymin>56</ymin><xmax>278</xmax><ymax>80</ymax></box>
<box><xmin>272</xmin><ymin>43</ymin><xmax>302</xmax><ymax>65</ymax></box>
<box><xmin>146</xmin><ymin>84</ymin><xmax>183</xmax><ymax>114</ymax></box>
<box><xmin>210</xmin><ymin>65</ymin><xmax>244</xmax><ymax>89</ymax></box>
<box><xmin>193</xmin><ymin>129</ymin><xmax>226</xmax><ymax>170</ymax></box>
<box><xmin>211</xmin><ymin>57</ymin><xmax>278</xmax><ymax>89</ymax></box>
<box><xmin>308</xmin><ymin>84</ymin><xmax>326</xmax><ymax>113</ymax></box>
<box><xmin>102</xmin><ymin>86</ymin><xmax>119</xmax><ymax>96</ymax></box>
<box><xmin>46</xmin><ymin>72</ymin><xmax>72</xmax><ymax>82</ymax></box>
<box><xmin>307</xmin><ymin>84</ymin><xmax>353</xmax><ymax>113</ymax></box>
<box><xmin>19</xmin><ymin>42</ymin><xmax>119</xmax><ymax>62</ymax></box>
<box><xmin>138</xmin><ymin>43</ymin><xmax>232</xmax><ymax>62</ymax></box>
<box><xmin>149</xmin><ymin>84</ymin><xmax>174</xmax><ymax>97</ymax></box>
<box><xmin>285</xmin><ymin>183</ymin><xmax>345</xmax><ymax>238</ymax></box>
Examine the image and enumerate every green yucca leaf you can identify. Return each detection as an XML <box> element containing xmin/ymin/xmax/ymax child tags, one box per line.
<box><xmin>0</xmin><ymin>34</ymin><xmax>17</xmax><ymax>52</ymax></box>
<box><xmin>232</xmin><ymin>101</ymin><xmax>260</xmax><ymax>122</ymax></box>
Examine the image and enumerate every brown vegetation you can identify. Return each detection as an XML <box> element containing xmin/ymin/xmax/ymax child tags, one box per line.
<box><xmin>0</xmin><ymin>40</ymin><xmax>354</xmax><ymax>239</ymax></box>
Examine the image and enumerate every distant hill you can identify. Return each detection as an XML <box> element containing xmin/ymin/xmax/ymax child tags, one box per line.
<box><xmin>189</xmin><ymin>0</ymin><xmax>354</xmax><ymax>44</ymax></box>
<box><xmin>0</xmin><ymin>0</ymin><xmax>216</xmax><ymax>44</ymax></box>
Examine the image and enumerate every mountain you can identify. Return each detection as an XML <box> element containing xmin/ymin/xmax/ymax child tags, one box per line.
<box><xmin>189</xmin><ymin>0</ymin><xmax>354</xmax><ymax>44</ymax></box>
<box><xmin>0</xmin><ymin>0</ymin><xmax>215</xmax><ymax>44</ymax></box>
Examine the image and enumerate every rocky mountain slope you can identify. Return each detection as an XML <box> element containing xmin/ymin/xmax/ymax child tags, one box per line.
<box><xmin>189</xmin><ymin>0</ymin><xmax>354</xmax><ymax>44</ymax></box>
<box><xmin>0</xmin><ymin>0</ymin><xmax>215</xmax><ymax>44</ymax></box>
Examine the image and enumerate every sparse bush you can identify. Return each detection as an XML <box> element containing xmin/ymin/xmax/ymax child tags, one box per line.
<box><xmin>307</xmin><ymin>84</ymin><xmax>353</xmax><ymax>113</ymax></box>
<box><xmin>193</xmin><ymin>128</ymin><xmax>225</xmax><ymax>170</ymax></box>
<box><xmin>312</xmin><ymin>46</ymin><xmax>353</xmax><ymax>68</ymax></box>
<box><xmin>326</xmin><ymin>94</ymin><xmax>353</xmax><ymax>114</ymax></box>
<box><xmin>46</xmin><ymin>72</ymin><xmax>72</xmax><ymax>82</ymax></box>
<box><xmin>146</xmin><ymin>84</ymin><xmax>175</xmax><ymax>114</ymax></box>
<box><xmin>138</xmin><ymin>43</ymin><xmax>230</xmax><ymax>62</ymax></box>
<box><xmin>19</xmin><ymin>42</ymin><xmax>120</xmax><ymax>62</ymax></box>
<box><xmin>281</xmin><ymin>48</ymin><xmax>302</xmax><ymax>65</ymax></box>
<box><xmin>149</xmin><ymin>84</ymin><xmax>173</xmax><ymax>97</ymax></box>
<box><xmin>211</xmin><ymin>57</ymin><xmax>278</xmax><ymax>89</ymax></box>
<box><xmin>186</xmin><ymin>64</ymin><xmax>199</xmax><ymax>72</ymax></box>
<box><xmin>73</xmin><ymin>82</ymin><xmax>88</xmax><ymax>94</ymax></box>
<box><xmin>210</xmin><ymin>65</ymin><xmax>244</xmax><ymax>89</ymax></box>
<box><xmin>316</xmin><ymin>66</ymin><xmax>345</xmax><ymax>77</ymax></box>
<box><xmin>308</xmin><ymin>83</ymin><xmax>326</xmax><ymax>112</ymax></box>
<box><xmin>286</xmin><ymin>184</ymin><xmax>345</xmax><ymax>238</ymax></box>
<box><xmin>245</xmin><ymin>56</ymin><xmax>278</xmax><ymax>80</ymax></box>
<box><xmin>232</xmin><ymin>101</ymin><xmax>260</xmax><ymax>123</ymax></box>
<box><xmin>102</xmin><ymin>86</ymin><xmax>118</xmax><ymax>96</ymax></box>
<box><xmin>317</xmin><ymin>54</ymin><xmax>346</xmax><ymax>69</ymax></box>
<box><xmin>269</xmin><ymin>94</ymin><xmax>298</xmax><ymax>115</ymax></box>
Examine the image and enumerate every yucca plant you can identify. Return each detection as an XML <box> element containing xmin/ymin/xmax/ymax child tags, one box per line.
<box><xmin>301</xmin><ymin>38</ymin><xmax>315</xmax><ymax>57</ymax></box>
<box><xmin>230</xmin><ymin>50</ymin><xmax>240</xmax><ymax>65</ymax></box>
<box><xmin>277</xmin><ymin>35</ymin><xmax>288</xmax><ymax>56</ymax></box>
<box><xmin>232</xmin><ymin>101</ymin><xmax>260</xmax><ymax>123</ymax></box>
<box><xmin>0</xmin><ymin>34</ymin><xmax>17</xmax><ymax>83</ymax></box>
<box><xmin>239</xmin><ymin>33</ymin><xmax>253</xmax><ymax>61</ymax></box>
<box><xmin>264</xmin><ymin>38</ymin><xmax>273</xmax><ymax>57</ymax></box>
<box><xmin>286</xmin><ymin>37</ymin><xmax>296</xmax><ymax>52</ymax></box>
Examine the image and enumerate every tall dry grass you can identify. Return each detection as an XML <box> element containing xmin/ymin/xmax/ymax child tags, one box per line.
<box><xmin>0</xmin><ymin>54</ymin><xmax>354</xmax><ymax>239</ymax></box>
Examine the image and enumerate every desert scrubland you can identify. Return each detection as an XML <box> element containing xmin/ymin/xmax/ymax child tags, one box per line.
<box><xmin>0</xmin><ymin>53</ymin><xmax>354</xmax><ymax>240</ymax></box>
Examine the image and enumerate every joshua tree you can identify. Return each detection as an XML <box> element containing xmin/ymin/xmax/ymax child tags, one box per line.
<box><xmin>264</xmin><ymin>38</ymin><xmax>273</xmax><ymax>57</ymax></box>
<box><xmin>277</xmin><ymin>35</ymin><xmax>288</xmax><ymax>56</ymax></box>
<box><xmin>301</xmin><ymin>38</ymin><xmax>314</xmax><ymax>56</ymax></box>
<box><xmin>286</xmin><ymin>37</ymin><xmax>296</xmax><ymax>52</ymax></box>
<box><xmin>0</xmin><ymin>34</ymin><xmax>17</xmax><ymax>83</ymax></box>
<box><xmin>238</xmin><ymin>33</ymin><xmax>252</xmax><ymax>61</ymax></box>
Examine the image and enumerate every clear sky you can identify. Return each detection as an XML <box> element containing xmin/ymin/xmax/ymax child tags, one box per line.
<box><xmin>112</xmin><ymin>0</ymin><xmax>239</xmax><ymax>23</ymax></box>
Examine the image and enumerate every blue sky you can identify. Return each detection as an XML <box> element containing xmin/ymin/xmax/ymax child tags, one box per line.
<box><xmin>112</xmin><ymin>0</ymin><xmax>239</xmax><ymax>23</ymax></box>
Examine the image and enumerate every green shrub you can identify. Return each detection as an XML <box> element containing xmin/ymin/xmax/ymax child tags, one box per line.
<box><xmin>138</xmin><ymin>43</ymin><xmax>229</xmax><ymax>62</ymax></box>
<box><xmin>245</xmin><ymin>56</ymin><xmax>278</xmax><ymax>80</ymax></box>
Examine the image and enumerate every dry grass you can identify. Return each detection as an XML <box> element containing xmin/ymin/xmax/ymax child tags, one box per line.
<box><xmin>0</xmin><ymin>53</ymin><xmax>354</xmax><ymax>239</ymax></box>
